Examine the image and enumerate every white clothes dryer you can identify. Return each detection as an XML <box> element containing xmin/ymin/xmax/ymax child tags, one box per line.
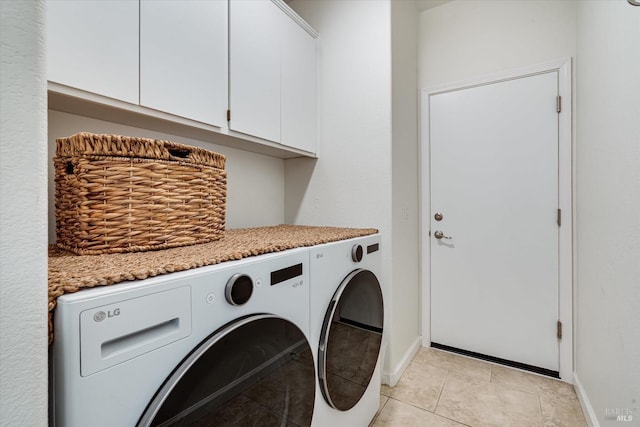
<box><xmin>308</xmin><ymin>234</ymin><xmax>384</xmax><ymax>427</ymax></box>
<box><xmin>51</xmin><ymin>247</ymin><xmax>316</xmax><ymax>427</ymax></box>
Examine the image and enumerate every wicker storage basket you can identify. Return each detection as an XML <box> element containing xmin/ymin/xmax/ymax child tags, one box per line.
<box><xmin>54</xmin><ymin>132</ymin><xmax>226</xmax><ymax>255</ymax></box>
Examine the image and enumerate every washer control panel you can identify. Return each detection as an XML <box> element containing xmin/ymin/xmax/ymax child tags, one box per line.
<box><xmin>351</xmin><ymin>241</ymin><xmax>380</xmax><ymax>263</ymax></box>
<box><xmin>271</xmin><ymin>263</ymin><xmax>303</xmax><ymax>287</ymax></box>
<box><xmin>351</xmin><ymin>245</ymin><xmax>364</xmax><ymax>262</ymax></box>
<box><xmin>225</xmin><ymin>274</ymin><xmax>254</xmax><ymax>306</ymax></box>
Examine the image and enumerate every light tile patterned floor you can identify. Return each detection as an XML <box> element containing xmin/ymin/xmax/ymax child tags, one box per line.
<box><xmin>371</xmin><ymin>348</ymin><xmax>587</xmax><ymax>427</ymax></box>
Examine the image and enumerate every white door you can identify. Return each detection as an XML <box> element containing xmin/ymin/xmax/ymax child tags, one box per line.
<box><xmin>430</xmin><ymin>72</ymin><xmax>559</xmax><ymax>372</ymax></box>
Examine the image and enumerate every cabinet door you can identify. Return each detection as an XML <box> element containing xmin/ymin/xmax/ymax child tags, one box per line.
<box><xmin>229</xmin><ymin>0</ymin><xmax>281</xmax><ymax>143</ymax></box>
<box><xmin>47</xmin><ymin>0</ymin><xmax>139</xmax><ymax>104</ymax></box>
<box><xmin>140</xmin><ymin>1</ymin><xmax>227</xmax><ymax>127</ymax></box>
<box><xmin>281</xmin><ymin>18</ymin><xmax>317</xmax><ymax>154</ymax></box>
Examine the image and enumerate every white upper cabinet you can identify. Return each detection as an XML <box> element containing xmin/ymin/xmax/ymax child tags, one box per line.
<box><xmin>229</xmin><ymin>0</ymin><xmax>318</xmax><ymax>153</ymax></box>
<box><xmin>281</xmin><ymin>13</ymin><xmax>318</xmax><ymax>154</ymax></box>
<box><xmin>47</xmin><ymin>0</ymin><xmax>318</xmax><ymax>157</ymax></box>
<box><xmin>229</xmin><ymin>0</ymin><xmax>282</xmax><ymax>143</ymax></box>
<box><xmin>47</xmin><ymin>0</ymin><xmax>139</xmax><ymax>104</ymax></box>
<box><xmin>140</xmin><ymin>1</ymin><xmax>227</xmax><ymax>128</ymax></box>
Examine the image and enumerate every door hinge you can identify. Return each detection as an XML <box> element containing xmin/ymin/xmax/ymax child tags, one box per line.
<box><xmin>226</xmin><ymin>109</ymin><xmax>231</xmax><ymax>121</ymax></box>
<box><xmin>557</xmin><ymin>208</ymin><xmax>561</xmax><ymax>227</ymax></box>
<box><xmin>556</xmin><ymin>95</ymin><xmax>562</xmax><ymax>113</ymax></box>
<box><xmin>557</xmin><ymin>320</ymin><xmax>563</xmax><ymax>340</ymax></box>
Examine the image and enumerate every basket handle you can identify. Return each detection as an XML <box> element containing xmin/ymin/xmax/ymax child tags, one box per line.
<box><xmin>165</xmin><ymin>144</ymin><xmax>192</xmax><ymax>160</ymax></box>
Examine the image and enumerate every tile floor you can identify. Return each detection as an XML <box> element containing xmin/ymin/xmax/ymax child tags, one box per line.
<box><xmin>371</xmin><ymin>348</ymin><xmax>587</xmax><ymax>427</ymax></box>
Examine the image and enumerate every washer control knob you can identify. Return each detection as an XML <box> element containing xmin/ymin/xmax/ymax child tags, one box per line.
<box><xmin>225</xmin><ymin>274</ymin><xmax>253</xmax><ymax>306</ymax></box>
<box><xmin>352</xmin><ymin>244</ymin><xmax>364</xmax><ymax>263</ymax></box>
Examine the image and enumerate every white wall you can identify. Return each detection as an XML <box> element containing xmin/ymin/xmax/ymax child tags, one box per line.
<box><xmin>0</xmin><ymin>1</ymin><xmax>49</xmax><ymax>426</ymax></box>
<box><xmin>390</xmin><ymin>0</ymin><xmax>421</xmax><ymax>382</ymax></box>
<box><xmin>284</xmin><ymin>0</ymin><xmax>392</xmax><ymax>233</ymax></box>
<box><xmin>284</xmin><ymin>0</ymin><xmax>394</xmax><ymax>372</ymax></box>
<box><xmin>48</xmin><ymin>110</ymin><xmax>285</xmax><ymax>243</ymax></box>
<box><xmin>574</xmin><ymin>1</ymin><xmax>640</xmax><ymax>425</ymax></box>
<box><xmin>419</xmin><ymin>0</ymin><xmax>577</xmax><ymax>88</ymax></box>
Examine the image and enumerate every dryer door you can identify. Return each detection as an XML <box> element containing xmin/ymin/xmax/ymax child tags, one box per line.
<box><xmin>138</xmin><ymin>314</ymin><xmax>315</xmax><ymax>426</ymax></box>
<box><xmin>318</xmin><ymin>269</ymin><xmax>384</xmax><ymax>411</ymax></box>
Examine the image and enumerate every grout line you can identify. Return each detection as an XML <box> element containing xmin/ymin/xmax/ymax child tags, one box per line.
<box><xmin>385</xmin><ymin>396</ymin><xmax>436</xmax><ymax>415</ymax></box>
<box><xmin>369</xmin><ymin>396</ymin><xmax>390</xmax><ymax>426</ymax></box>
<box><xmin>439</xmin><ymin>414</ymin><xmax>474</xmax><ymax>427</ymax></box>
<box><xmin>537</xmin><ymin>394</ymin><xmax>545</xmax><ymax>426</ymax></box>
<box><xmin>433</xmin><ymin>369</ymin><xmax>449</xmax><ymax>414</ymax></box>
<box><xmin>397</xmin><ymin>396</ymin><xmax>474</xmax><ymax>427</ymax></box>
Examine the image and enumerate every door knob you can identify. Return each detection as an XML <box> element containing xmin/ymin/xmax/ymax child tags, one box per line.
<box><xmin>434</xmin><ymin>230</ymin><xmax>452</xmax><ymax>240</ymax></box>
<box><xmin>434</xmin><ymin>212</ymin><xmax>443</xmax><ymax>221</ymax></box>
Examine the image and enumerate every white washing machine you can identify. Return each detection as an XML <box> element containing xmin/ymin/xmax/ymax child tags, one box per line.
<box><xmin>308</xmin><ymin>234</ymin><xmax>384</xmax><ymax>427</ymax></box>
<box><xmin>51</xmin><ymin>247</ymin><xmax>316</xmax><ymax>427</ymax></box>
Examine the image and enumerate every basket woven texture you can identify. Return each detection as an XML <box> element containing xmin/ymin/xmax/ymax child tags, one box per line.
<box><xmin>54</xmin><ymin>133</ymin><xmax>226</xmax><ymax>255</ymax></box>
<box><xmin>48</xmin><ymin>224</ymin><xmax>379</xmax><ymax>344</ymax></box>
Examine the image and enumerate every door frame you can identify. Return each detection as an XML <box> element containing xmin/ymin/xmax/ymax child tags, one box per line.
<box><xmin>419</xmin><ymin>58</ymin><xmax>573</xmax><ymax>381</ymax></box>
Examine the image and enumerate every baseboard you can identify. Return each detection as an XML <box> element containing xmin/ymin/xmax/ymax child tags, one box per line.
<box><xmin>381</xmin><ymin>336</ymin><xmax>421</xmax><ymax>386</ymax></box>
<box><xmin>573</xmin><ymin>371</ymin><xmax>600</xmax><ymax>427</ymax></box>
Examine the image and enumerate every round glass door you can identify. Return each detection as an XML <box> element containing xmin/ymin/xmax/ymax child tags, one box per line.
<box><xmin>138</xmin><ymin>314</ymin><xmax>315</xmax><ymax>427</ymax></box>
<box><xmin>318</xmin><ymin>269</ymin><xmax>384</xmax><ymax>411</ymax></box>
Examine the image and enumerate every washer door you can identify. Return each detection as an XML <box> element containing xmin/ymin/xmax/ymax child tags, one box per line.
<box><xmin>138</xmin><ymin>314</ymin><xmax>315</xmax><ymax>427</ymax></box>
<box><xmin>318</xmin><ymin>269</ymin><xmax>384</xmax><ymax>411</ymax></box>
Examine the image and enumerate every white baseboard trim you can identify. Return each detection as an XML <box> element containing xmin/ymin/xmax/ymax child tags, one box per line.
<box><xmin>381</xmin><ymin>336</ymin><xmax>422</xmax><ymax>386</ymax></box>
<box><xmin>573</xmin><ymin>371</ymin><xmax>600</xmax><ymax>427</ymax></box>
